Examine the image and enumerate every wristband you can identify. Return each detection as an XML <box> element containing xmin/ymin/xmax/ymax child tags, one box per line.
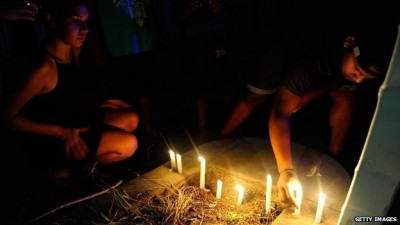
<box><xmin>279</xmin><ymin>168</ymin><xmax>294</xmax><ymax>174</ymax></box>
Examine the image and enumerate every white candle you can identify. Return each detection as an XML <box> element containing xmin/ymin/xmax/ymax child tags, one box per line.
<box><xmin>294</xmin><ymin>187</ymin><xmax>303</xmax><ymax>215</ymax></box>
<box><xmin>235</xmin><ymin>185</ymin><xmax>244</xmax><ymax>205</ymax></box>
<box><xmin>216</xmin><ymin>180</ymin><xmax>223</xmax><ymax>199</ymax></box>
<box><xmin>199</xmin><ymin>156</ymin><xmax>206</xmax><ymax>189</ymax></box>
<box><xmin>266</xmin><ymin>174</ymin><xmax>272</xmax><ymax>213</ymax></box>
<box><xmin>169</xmin><ymin>150</ymin><xmax>176</xmax><ymax>171</ymax></box>
<box><xmin>176</xmin><ymin>153</ymin><xmax>183</xmax><ymax>174</ymax></box>
<box><xmin>315</xmin><ymin>192</ymin><xmax>326</xmax><ymax>224</ymax></box>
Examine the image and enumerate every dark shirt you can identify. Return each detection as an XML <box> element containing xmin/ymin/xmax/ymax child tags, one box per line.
<box><xmin>21</xmin><ymin>52</ymin><xmax>102</xmax><ymax>128</ymax></box>
<box><xmin>281</xmin><ymin>28</ymin><xmax>352</xmax><ymax>97</ymax></box>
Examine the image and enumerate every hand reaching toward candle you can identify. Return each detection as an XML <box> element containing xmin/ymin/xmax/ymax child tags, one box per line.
<box><xmin>277</xmin><ymin>169</ymin><xmax>302</xmax><ymax>208</ymax></box>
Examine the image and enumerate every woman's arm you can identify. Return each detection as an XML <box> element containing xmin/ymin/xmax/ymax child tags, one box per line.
<box><xmin>0</xmin><ymin>56</ymin><xmax>89</xmax><ymax>160</ymax></box>
<box><xmin>0</xmin><ymin>56</ymin><xmax>66</xmax><ymax>138</ymax></box>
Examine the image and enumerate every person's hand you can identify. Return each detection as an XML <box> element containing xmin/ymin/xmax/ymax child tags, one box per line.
<box><xmin>62</xmin><ymin>128</ymin><xmax>90</xmax><ymax>161</ymax></box>
<box><xmin>99</xmin><ymin>99</ymin><xmax>131</xmax><ymax>109</ymax></box>
<box><xmin>277</xmin><ymin>169</ymin><xmax>302</xmax><ymax>208</ymax></box>
<box><xmin>0</xmin><ymin>2</ymin><xmax>39</xmax><ymax>22</ymax></box>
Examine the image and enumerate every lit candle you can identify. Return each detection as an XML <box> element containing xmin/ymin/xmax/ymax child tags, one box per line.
<box><xmin>315</xmin><ymin>192</ymin><xmax>326</xmax><ymax>224</ymax></box>
<box><xmin>169</xmin><ymin>150</ymin><xmax>176</xmax><ymax>171</ymax></box>
<box><xmin>266</xmin><ymin>174</ymin><xmax>272</xmax><ymax>213</ymax></box>
<box><xmin>294</xmin><ymin>187</ymin><xmax>303</xmax><ymax>215</ymax></box>
<box><xmin>216</xmin><ymin>180</ymin><xmax>223</xmax><ymax>199</ymax></box>
<box><xmin>235</xmin><ymin>185</ymin><xmax>244</xmax><ymax>205</ymax></box>
<box><xmin>199</xmin><ymin>156</ymin><xmax>206</xmax><ymax>189</ymax></box>
<box><xmin>176</xmin><ymin>153</ymin><xmax>183</xmax><ymax>174</ymax></box>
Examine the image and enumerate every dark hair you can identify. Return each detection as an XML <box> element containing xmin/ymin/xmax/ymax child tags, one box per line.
<box><xmin>353</xmin><ymin>24</ymin><xmax>398</xmax><ymax>77</ymax></box>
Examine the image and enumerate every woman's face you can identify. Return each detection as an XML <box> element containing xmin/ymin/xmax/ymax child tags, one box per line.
<box><xmin>56</xmin><ymin>4</ymin><xmax>90</xmax><ymax>48</ymax></box>
<box><xmin>341</xmin><ymin>51</ymin><xmax>382</xmax><ymax>83</ymax></box>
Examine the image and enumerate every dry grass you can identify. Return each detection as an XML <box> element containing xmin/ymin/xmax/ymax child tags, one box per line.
<box><xmin>27</xmin><ymin>164</ymin><xmax>285</xmax><ymax>225</ymax></box>
<box><xmin>102</xmin><ymin>184</ymin><xmax>284</xmax><ymax>225</ymax></box>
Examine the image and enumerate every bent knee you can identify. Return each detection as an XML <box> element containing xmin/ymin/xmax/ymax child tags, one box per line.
<box><xmin>97</xmin><ymin>132</ymin><xmax>138</xmax><ymax>163</ymax></box>
<box><xmin>125</xmin><ymin>134</ymin><xmax>138</xmax><ymax>158</ymax></box>
<box><xmin>126</xmin><ymin>112</ymin><xmax>139</xmax><ymax>132</ymax></box>
<box><xmin>118</xmin><ymin>134</ymin><xmax>138</xmax><ymax>160</ymax></box>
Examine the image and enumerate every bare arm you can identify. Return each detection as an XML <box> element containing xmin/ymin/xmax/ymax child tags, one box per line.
<box><xmin>0</xmin><ymin>56</ymin><xmax>89</xmax><ymax>160</ymax></box>
<box><xmin>269</xmin><ymin>85</ymin><xmax>303</xmax><ymax>207</ymax></box>
<box><xmin>0</xmin><ymin>57</ymin><xmax>65</xmax><ymax>137</ymax></box>
<box><xmin>269</xmin><ymin>85</ymin><xmax>301</xmax><ymax>172</ymax></box>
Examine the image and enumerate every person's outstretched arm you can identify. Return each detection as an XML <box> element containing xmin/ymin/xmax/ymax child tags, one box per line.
<box><xmin>269</xmin><ymin>85</ymin><xmax>303</xmax><ymax>207</ymax></box>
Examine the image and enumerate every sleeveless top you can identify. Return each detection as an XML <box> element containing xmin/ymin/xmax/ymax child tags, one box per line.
<box><xmin>17</xmin><ymin>52</ymin><xmax>104</xmax><ymax>170</ymax></box>
<box><xmin>21</xmin><ymin>52</ymin><xmax>103</xmax><ymax>128</ymax></box>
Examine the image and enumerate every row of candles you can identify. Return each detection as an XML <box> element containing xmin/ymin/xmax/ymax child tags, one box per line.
<box><xmin>169</xmin><ymin>150</ymin><xmax>326</xmax><ymax>224</ymax></box>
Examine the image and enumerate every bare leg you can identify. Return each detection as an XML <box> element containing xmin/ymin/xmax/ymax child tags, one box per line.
<box><xmin>95</xmin><ymin>130</ymin><xmax>138</xmax><ymax>164</ymax></box>
<box><xmin>329</xmin><ymin>89</ymin><xmax>358</xmax><ymax>156</ymax></box>
<box><xmin>221</xmin><ymin>92</ymin><xmax>270</xmax><ymax>137</ymax></box>
<box><xmin>104</xmin><ymin>110</ymin><xmax>139</xmax><ymax>132</ymax></box>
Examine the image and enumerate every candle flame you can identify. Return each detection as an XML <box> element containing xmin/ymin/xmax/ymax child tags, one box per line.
<box><xmin>235</xmin><ymin>185</ymin><xmax>244</xmax><ymax>192</ymax></box>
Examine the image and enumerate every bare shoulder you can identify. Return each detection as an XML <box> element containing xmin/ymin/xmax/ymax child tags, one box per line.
<box><xmin>34</xmin><ymin>53</ymin><xmax>57</xmax><ymax>77</ymax></box>
<box><xmin>30</xmin><ymin>54</ymin><xmax>57</xmax><ymax>85</ymax></box>
<box><xmin>23</xmin><ymin>53</ymin><xmax>58</xmax><ymax>94</ymax></box>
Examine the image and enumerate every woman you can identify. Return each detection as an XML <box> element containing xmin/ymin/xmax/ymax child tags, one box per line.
<box><xmin>0</xmin><ymin>0</ymin><xmax>139</xmax><ymax>177</ymax></box>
